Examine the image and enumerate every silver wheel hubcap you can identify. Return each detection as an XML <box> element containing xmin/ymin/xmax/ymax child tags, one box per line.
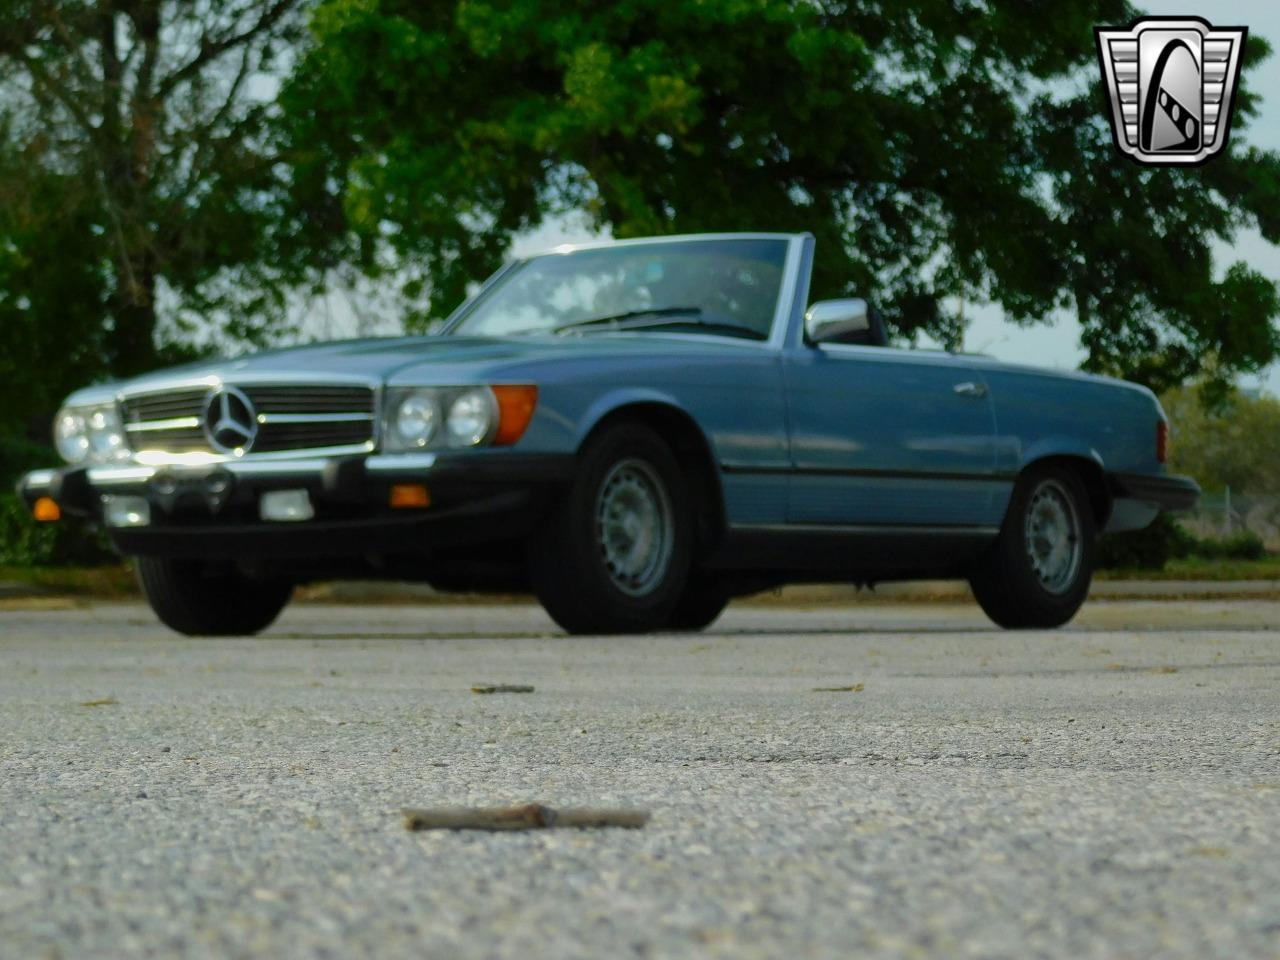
<box><xmin>1024</xmin><ymin>479</ymin><xmax>1082</xmax><ymax>595</ymax></box>
<box><xmin>595</xmin><ymin>458</ymin><xmax>674</xmax><ymax>597</ymax></box>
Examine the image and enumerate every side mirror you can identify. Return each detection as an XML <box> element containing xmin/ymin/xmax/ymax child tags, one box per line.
<box><xmin>805</xmin><ymin>298</ymin><xmax>885</xmax><ymax>346</ymax></box>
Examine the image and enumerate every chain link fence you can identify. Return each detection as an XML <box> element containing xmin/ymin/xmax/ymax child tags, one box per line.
<box><xmin>1179</xmin><ymin>491</ymin><xmax>1280</xmax><ymax>551</ymax></box>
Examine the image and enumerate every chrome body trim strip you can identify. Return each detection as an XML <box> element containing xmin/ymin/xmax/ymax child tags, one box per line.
<box><xmin>116</xmin><ymin>372</ymin><xmax>382</xmax><ymax>400</ymax></box>
<box><xmin>255</xmin><ymin>412</ymin><xmax>375</xmax><ymax>425</ymax></box>
<box><xmin>22</xmin><ymin>469</ymin><xmax>57</xmax><ymax>488</ymax></box>
<box><xmin>83</xmin><ymin>452</ymin><xmax>446</xmax><ymax>487</ymax></box>
<box><xmin>130</xmin><ymin>442</ymin><xmax>375</xmax><ymax>467</ymax></box>
<box><xmin>769</xmin><ymin>234</ymin><xmax>808</xmax><ymax>351</ymax></box>
<box><xmin>366</xmin><ymin>453</ymin><xmax>438</xmax><ymax>473</ymax></box>
<box><xmin>88</xmin><ymin>466</ymin><xmax>158</xmax><ymax>485</ymax></box>
<box><xmin>125</xmin><ymin>417</ymin><xmax>202</xmax><ymax>432</ymax></box>
<box><xmin>729</xmin><ymin>523</ymin><xmax>1000</xmax><ymax>536</ymax></box>
<box><xmin>528</xmin><ymin>232</ymin><xmax>801</xmax><ymax>254</ymax></box>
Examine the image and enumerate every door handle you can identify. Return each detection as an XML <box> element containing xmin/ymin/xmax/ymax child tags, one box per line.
<box><xmin>953</xmin><ymin>381</ymin><xmax>988</xmax><ymax>398</ymax></box>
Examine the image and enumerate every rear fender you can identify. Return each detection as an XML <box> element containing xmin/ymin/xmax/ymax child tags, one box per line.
<box><xmin>1018</xmin><ymin>437</ymin><xmax>1105</xmax><ymax>473</ymax></box>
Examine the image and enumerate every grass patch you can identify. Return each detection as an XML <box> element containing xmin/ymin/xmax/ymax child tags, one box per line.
<box><xmin>1097</xmin><ymin>555</ymin><xmax>1280</xmax><ymax>581</ymax></box>
<box><xmin>0</xmin><ymin>564</ymin><xmax>138</xmax><ymax>598</ymax></box>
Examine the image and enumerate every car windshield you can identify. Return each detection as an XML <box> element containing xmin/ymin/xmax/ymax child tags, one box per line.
<box><xmin>451</xmin><ymin>238</ymin><xmax>788</xmax><ymax>340</ymax></box>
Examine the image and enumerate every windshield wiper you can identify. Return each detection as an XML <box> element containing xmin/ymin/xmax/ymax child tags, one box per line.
<box><xmin>552</xmin><ymin>307</ymin><xmax>766</xmax><ymax>340</ymax></box>
<box><xmin>552</xmin><ymin>306</ymin><xmax>703</xmax><ymax>334</ymax></box>
<box><xmin>632</xmin><ymin>317</ymin><xmax>767</xmax><ymax>340</ymax></box>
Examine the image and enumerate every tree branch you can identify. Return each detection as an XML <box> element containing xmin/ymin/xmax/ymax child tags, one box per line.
<box><xmin>99</xmin><ymin>8</ymin><xmax>122</xmax><ymax>147</ymax></box>
<box><xmin>13</xmin><ymin>50</ymin><xmax>98</xmax><ymax>141</ymax></box>
<box><xmin>48</xmin><ymin>5</ymin><xmax>102</xmax><ymax>94</ymax></box>
<box><xmin>154</xmin><ymin>0</ymin><xmax>297</xmax><ymax>99</ymax></box>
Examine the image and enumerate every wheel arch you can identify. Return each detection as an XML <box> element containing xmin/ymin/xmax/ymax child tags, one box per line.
<box><xmin>577</xmin><ymin>398</ymin><xmax>726</xmax><ymax>557</ymax></box>
<box><xmin>1017</xmin><ymin>453</ymin><xmax>1112</xmax><ymax>531</ymax></box>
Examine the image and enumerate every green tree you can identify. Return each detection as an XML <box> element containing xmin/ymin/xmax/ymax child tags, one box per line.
<box><xmin>0</xmin><ymin>0</ymin><xmax>308</xmax><ymax>440</ymax></box>
<box><xmin>278</xmin><ymin>0</ymin><xmax>1280</xmax><ymax>388</ymax></box>
<box><xmin>0</xmin><ymin>131</ymin><xmax>106</xmax><ymax>442</ymax></box>
<box><xmin>1161</xmin><ymin>385</ymin><xmax>1280</xmax><ymax>493</ymax></box>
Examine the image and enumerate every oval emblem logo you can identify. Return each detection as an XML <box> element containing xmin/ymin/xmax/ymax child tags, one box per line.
<box><xmin>203</xmin><ymin>386</ymin><xmax>259</xmax><ymax>455</ymax></box>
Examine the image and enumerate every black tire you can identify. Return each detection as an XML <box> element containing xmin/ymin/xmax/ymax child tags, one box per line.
<box><xmin>667</xmin><ymin>575</ymin><xmax>730</xmax><ymax>631</ymax></box>
<box><xmin>136</xmin><ymin>557</ymin><xmax>293</xmax><ymax>636</ymax></box>
<box><xmin>528</xmin><ymin>422</ymin><xmax>692</xmax><ymax>634</ymax></box>
<box><xmin>969</xmin><ymin>464</ymin><xmax>1096</xmax><ymax>629</ymax></box>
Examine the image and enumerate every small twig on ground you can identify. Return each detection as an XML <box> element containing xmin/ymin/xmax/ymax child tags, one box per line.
<box><xmin>402</xmin><ymin>804</ymin><xmax>650</xmax><ymax>831</ymax></box>
<box><xmin>471</xmin><ymin>684</ymin><xmax>535</xmax><ymax>694</ymax></box>
<box><xmin>812</xmin><ymin>683</ymin><xmax>865</xmax><ymax>693</ymax></box>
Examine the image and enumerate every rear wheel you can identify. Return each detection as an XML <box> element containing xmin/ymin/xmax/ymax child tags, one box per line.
<box><xmin>969</xmin><ymin>465</ymin><xmax>1096</xmax><ymax>629</ymax></box>
<box><xmin>136</xmin><ymin>557</ymin><xmax>293</xmax><ymax>636</ymax></box>
<box><xmin>528</xmin><ymin>422</ymin><xmax>692</xmax><ymax>634</ymax></box>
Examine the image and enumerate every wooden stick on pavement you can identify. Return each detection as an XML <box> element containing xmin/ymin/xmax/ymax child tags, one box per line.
<box><xmin>402</xmin><ymin>803</ymin><xmax>650</xmax><ymax>831</ymax></box>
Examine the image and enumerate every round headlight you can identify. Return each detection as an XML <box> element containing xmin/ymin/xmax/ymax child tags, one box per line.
<box><xmin>395</xmin><ymin>392</ymin><xmax>440</xmax><ymax>448</ymax></box>
<box><xmin>447</xmin><ymin>389</ymin><xmax>496</xmax><ymax>446</ymax></box>
<box><xmin>87</xmin><ymin>405</ymin><xmax>127</xmax><ymax>461</ymax></box>
<box><xmin>55</xmin><ymin>410</ymin><xmax>90</xmax><ymax>464</ymax></box>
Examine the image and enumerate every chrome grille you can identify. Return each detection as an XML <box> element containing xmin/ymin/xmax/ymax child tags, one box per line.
<box><xmin>122</xmin><ymin>384</ymin><xmax>376</xmax><ymax>457</ymax></box>
<box><xmin>122</xmin><ymin>389</ymin><xmax>208</xmax><ymax>424</ymax></box>
<box><xmin>251</xmin><ymin>420</ymin><xmax>374</xmax><ymax>453</ymax></box>
<box><xmin>244</xmin><ymin>385</ymin><xmax>374</xmax><ymax>415</ymax></box>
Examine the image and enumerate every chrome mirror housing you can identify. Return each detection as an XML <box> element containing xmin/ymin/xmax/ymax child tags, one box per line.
<box><xmin>804</xmin><ymin>298</ymin><xmax>872</xmax><ymax>344</ymax></box>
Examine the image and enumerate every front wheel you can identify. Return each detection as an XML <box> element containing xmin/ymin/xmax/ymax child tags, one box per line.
<box><xmin>969</xmin><ymin>465</ymin><xmax>1096</xmax><ymax>629</ymax></box>
<box><xmin>136</xmin><ymin>557</ymin><xmax>293</xmax><ymax>636</ymax></box>
<box><xmin>528</xmin><ymin>422</ymin><xmax>693</xmax><ymax>634</ymax></box>
<box><xmin>666</xmin><ymin>575</ymin><xmax>730</xmax><ymax>631</ymax></box>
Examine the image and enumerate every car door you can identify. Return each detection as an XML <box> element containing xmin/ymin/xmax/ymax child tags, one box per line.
<box><xmin>784</xmin><ymin>344</ymin><xmax>1003</xmax><ymax>527</ymax></box>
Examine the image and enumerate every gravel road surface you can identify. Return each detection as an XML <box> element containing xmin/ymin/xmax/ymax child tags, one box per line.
<box><xmin>2</xmin><ymin>598</ymin><xmax>1278</xmax><ymax>959</ymax></box>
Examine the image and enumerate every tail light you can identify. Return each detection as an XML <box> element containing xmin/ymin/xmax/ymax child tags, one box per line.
<box><xmin>1156</xmin><ymin>420</ymin><xmax>1169</xmax><ymax>464</ymax></box>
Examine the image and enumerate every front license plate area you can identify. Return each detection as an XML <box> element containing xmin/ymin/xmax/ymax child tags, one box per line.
<box><xmin>260</xmin><ymin>489</ymin><xmax>315</xmax><ymax>522</ymax></box>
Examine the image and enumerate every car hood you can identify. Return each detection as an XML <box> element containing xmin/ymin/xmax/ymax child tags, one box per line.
<box><xmin>94</xmin><ymin>333</ymin><xmax>761</xmax><ymax>398</ymax></box>
<box><xmin>111</xmin><ymin>337</ymin><xmax>526</xmax><ymax>390</ymax></box>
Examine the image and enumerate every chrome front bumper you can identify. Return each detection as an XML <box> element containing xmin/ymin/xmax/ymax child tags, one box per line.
<box><xmin>69</xmin><ymin>453</ymin><xmax>443</xmax><ymax>488</ymax></box>
<box><xmin>16</xmin><ymin>451</ymin><xmax>574</xmax><ymax>559</ymax></box>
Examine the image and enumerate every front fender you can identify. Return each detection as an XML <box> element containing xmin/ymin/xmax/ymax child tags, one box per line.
<box><xmin>573</xmin><ymin>387</ymin><xmax>700</xmax><ymax>449</ymax></box>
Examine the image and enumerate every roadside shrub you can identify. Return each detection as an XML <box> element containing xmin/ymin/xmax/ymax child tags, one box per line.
<box><xmin>0</xmin><ymin>437</ymin><xmax>56</xmax><ymax>490</ymax></box>
<box><xmin>1097</xmin><ymin>512</ymin><xmax>1196</xmax><ymax>571</ymax></box>
<box><xmin>0</xmin><ymin>438</ymin><xmax>118</xmax><ymax>567</ymax></box>
<box><xmin>1192</xmin><ymin>529</ymin><xmax>1267</xmax><ymax>562</ymax></box>
<box><xmin>1098</xmin><ymin>512</ymin><xmax>1270</xmax><ymax>571</ymax></box>
<box><xmin>0</xmin><ymin>494</ymin><xmax>116</xmax><ymax>567</ymax></box>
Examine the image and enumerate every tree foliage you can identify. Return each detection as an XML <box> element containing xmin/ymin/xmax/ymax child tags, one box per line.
<box><xmin>0</xmin><ymin>0</ymin><xmax>307</xmax><ymax>437</ymax></box>
<box><xmin>0</xmin><ymin>131</ymin><xmax>106</xmax><ymax>438</ymax></box>
<box><xmin>3</xmin><ymin>0</ymin><xmax>1280</xmax><ymax>450</ymax></box>
<box><xmin>278</xmin><ymin>0</ymin><xmax>1280</xmax><ymax>389</ymax></box>
<box><xmin>1162</xmin><ymin>384</ymin><xmax>1280</xmax><ymax>493</ymax></box>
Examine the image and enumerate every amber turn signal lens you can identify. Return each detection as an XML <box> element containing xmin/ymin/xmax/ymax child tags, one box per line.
<box><xmin>491</xmin><ymin>385</ymin><xmax>538</xmax><ymax>446</ymax></box>
<box><xmin>33</xmin><ymin>497</ymin><xmax>61</xmax><ymax>522</ymax></box>
<box><xmin>390</xmin><ymin>484</ymin><xmax>431</xmax><ymax>509</ymax></box>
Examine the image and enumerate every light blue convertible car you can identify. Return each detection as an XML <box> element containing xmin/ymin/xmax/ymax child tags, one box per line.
<box><xmin>19</xmin><ymin>233</ymin><xmax>1199</xmax><ymax>635</ymax></box>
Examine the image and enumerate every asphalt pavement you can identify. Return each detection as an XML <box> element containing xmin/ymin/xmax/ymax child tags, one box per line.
<box><xmin>1</xmin><ymin>598</ymin><xmax>1278</xmax><ymax>959</ymax></box>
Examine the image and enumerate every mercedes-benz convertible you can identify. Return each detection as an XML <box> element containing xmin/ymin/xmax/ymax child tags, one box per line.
<box><xmin>18</xmin><ymin>233</ymin><xmax>1199</xmax><ymax>635</ymax></box>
